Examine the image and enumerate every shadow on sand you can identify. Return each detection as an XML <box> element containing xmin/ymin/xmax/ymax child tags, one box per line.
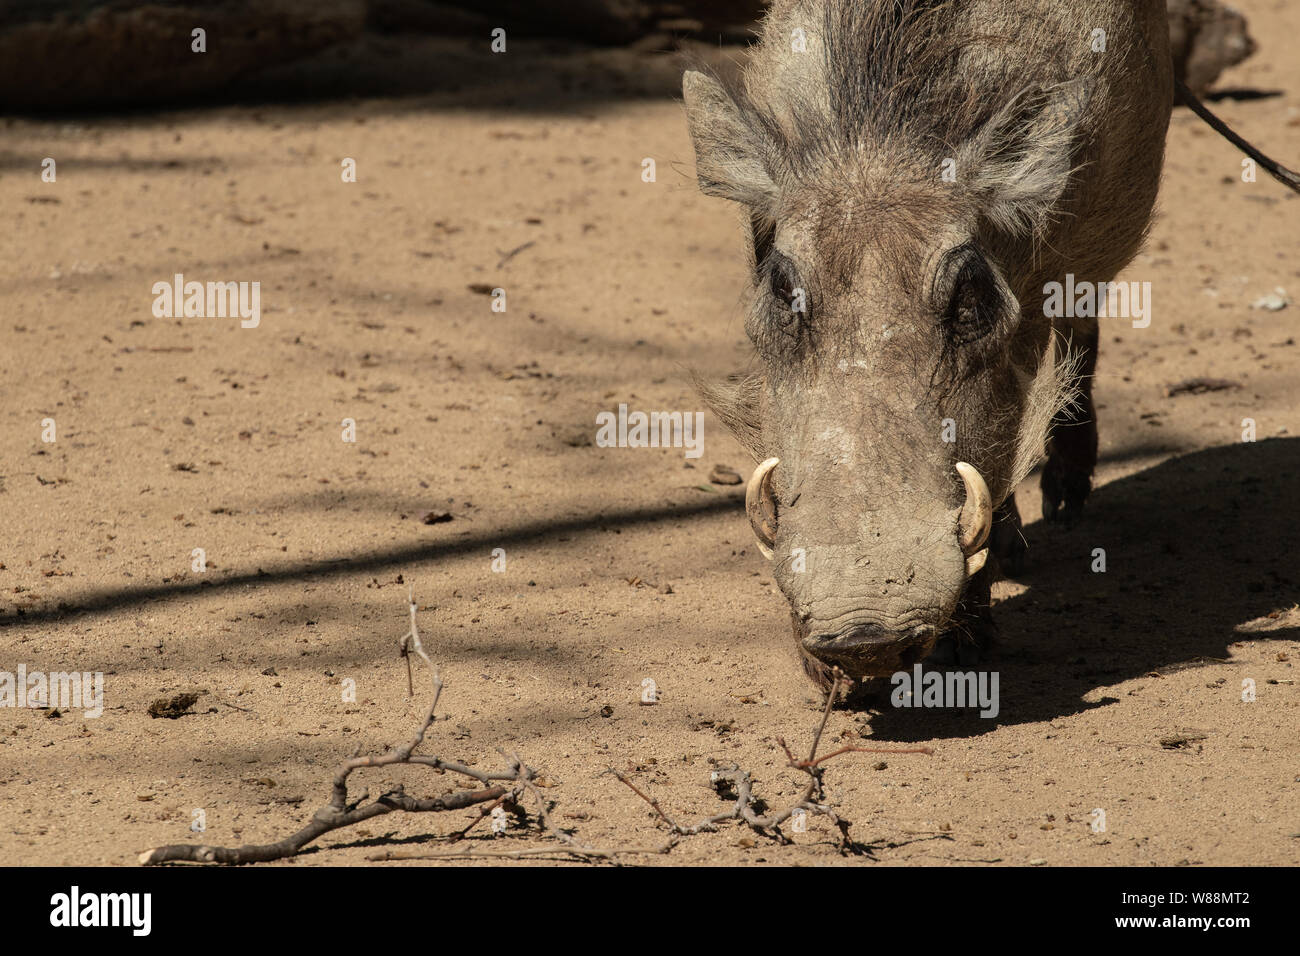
<box><xmin>862</xmin><ymin>437</ymin><xmax>1299</xmax><ymax>738</ymax></box>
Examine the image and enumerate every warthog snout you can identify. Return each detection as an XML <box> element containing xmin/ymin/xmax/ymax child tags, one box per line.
<box><xmin>755</xmin><ymin>459</ymin><xmax>993</xmax><ymax>681</ymax></box>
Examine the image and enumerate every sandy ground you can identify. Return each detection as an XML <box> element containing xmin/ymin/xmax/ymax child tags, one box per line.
<box><xmin>1</xmin><ymin>2</ymin><xmax>1298</xmax><ymax>866</ymax></box>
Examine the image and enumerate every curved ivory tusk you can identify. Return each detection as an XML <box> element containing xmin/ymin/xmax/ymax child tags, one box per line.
<box><xmin>956</xmin><ymin>461</ymin><xmax>992</xmax><ymax>555</ymax></box>
<box><xmin>965</xmin><ymin>547</ymin><xmax>988</xmax><ymax>578</ymax></box>
<box><xmin>745</xmin><ymin>457</ymin><xmax>780</xmax><ymax>560</ymax></box>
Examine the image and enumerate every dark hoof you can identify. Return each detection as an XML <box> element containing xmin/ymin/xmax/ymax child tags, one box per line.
<box><xmin>990</xmin><ymin>499</ymin><xmax>1026</xmax><ymax>576</ymax></box>
<box><xmin>1040</xmin><ymin>461</ymin><xmax>1091</xmax><ymax>526</ymax></box>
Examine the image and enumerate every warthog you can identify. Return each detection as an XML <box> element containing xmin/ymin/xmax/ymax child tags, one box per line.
<box><xmin>682</xmin><ymin>0</ymin><xmax>1296</xmax><ymax>691</ymax></box>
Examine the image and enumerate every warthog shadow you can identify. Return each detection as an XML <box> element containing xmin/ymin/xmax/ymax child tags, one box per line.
<box><xmin>860</xmin><ymin>437</ymin><xmax>1299</xmax><ymax>740</ymax></box>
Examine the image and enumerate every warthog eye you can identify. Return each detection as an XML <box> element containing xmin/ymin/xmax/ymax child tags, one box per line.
<box><xmin>940</xmin><ymin>247</ymin><xmax>1001</xmax><ymax>346</ymax></box>
<box><xmin>766</xmin><ymin>250</ymin><xmax>809</xmax><ymax>333</ymax></box>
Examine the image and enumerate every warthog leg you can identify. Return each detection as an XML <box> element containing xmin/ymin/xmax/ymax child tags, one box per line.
<box><xmin>988</xmin><ymin>497</ymin><xmax>1027</xmax><ymax>577</ymax></box>
<box><xmin>1041</xmin><ymin>323</ymin><xmax>1100</xmax><ymax>525</ymax></box>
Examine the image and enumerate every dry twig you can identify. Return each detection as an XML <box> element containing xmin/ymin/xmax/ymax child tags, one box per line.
<box><xmin>612</xmin><ymin>668</ymin><xmax>933</xmax><ymax>852</ymax></box>
<box><xmin>139</xmin><ymin>601</ymin><xmax>933</xmax><ymax>865</ymax></box>
<box><xmin>139</xmin><ymin>589</ymin><xmax>531</xmax><ymax>865</ymax></box>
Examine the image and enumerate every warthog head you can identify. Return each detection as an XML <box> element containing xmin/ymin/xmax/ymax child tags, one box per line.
<box><xmin>682</xmin><ymin>6</ymin><xmax>1087</xmax><ymax>685</ymax></box>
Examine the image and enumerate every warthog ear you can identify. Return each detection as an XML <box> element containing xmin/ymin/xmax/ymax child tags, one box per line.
<box><xmin>682</xmin><ymin>71</ymin><xmax>777</xmax><ymax>210</ymax></box>
<box><xmin>963</xmin><ymin>77</ymin><xmax>1096</xmax><ymax>236</ymax></box>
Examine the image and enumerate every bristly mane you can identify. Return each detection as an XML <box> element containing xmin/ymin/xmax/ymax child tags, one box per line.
<box><xmin>820</xmin><ymin>1</ymin><xmax>1005</xmax><ymax>150</ymax></box>
<box><xmin>713</xmin><ymin>0</ymin><xmax>1014</xmax><ymax>190</ymax></box>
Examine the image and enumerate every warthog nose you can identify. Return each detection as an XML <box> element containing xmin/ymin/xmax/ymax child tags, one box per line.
<box><xmin>803</xmin><ymin>623</ymin><xmax>938</xmax><ymax>673</ymax></box>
